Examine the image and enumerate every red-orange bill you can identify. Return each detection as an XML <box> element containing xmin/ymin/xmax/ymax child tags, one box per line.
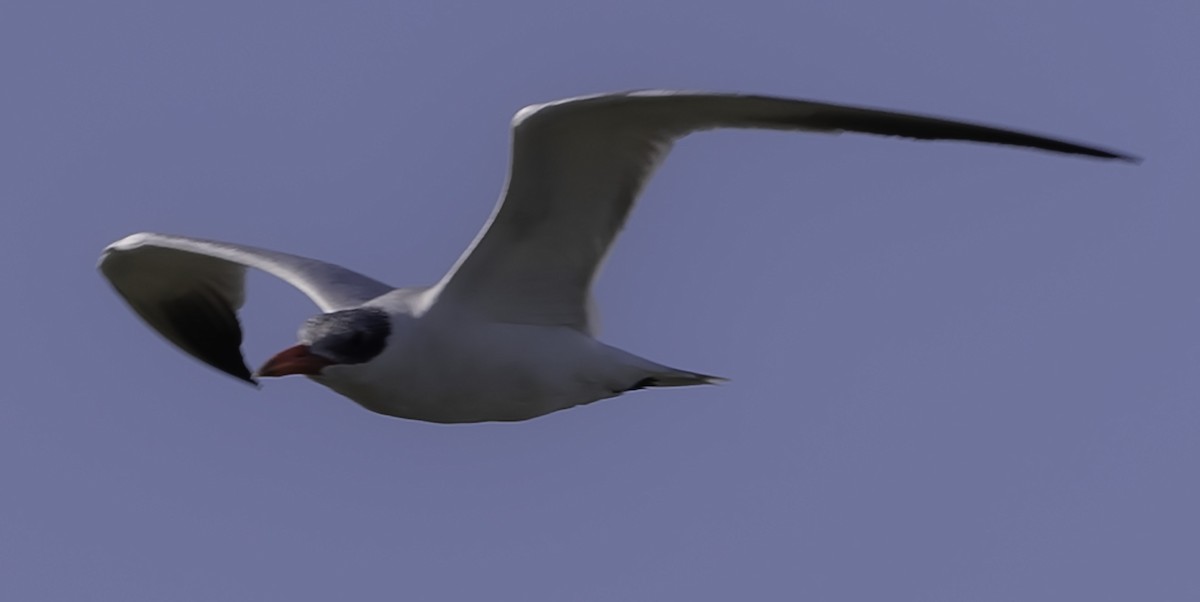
<box><xmin>256</xmin><ymin>344</ymin><xmax>334</xmax><ymax>377</ymax></box>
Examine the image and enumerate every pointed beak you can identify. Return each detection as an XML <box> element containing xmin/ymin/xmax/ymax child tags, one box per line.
<box><xmin>256</xmin><ymin>344</ymin><xmax>334</xmax><ymax>378</ymax></box>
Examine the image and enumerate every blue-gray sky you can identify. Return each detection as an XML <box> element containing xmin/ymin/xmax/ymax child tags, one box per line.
<box><xmin>2</xmin><ymin>1</ymin><xmax>1195</xmax><ymax>600</ymax></box>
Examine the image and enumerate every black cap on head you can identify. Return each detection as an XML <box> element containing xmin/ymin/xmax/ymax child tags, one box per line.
<box><xmin>299</xmin><ymin>307</ymin><xmax>392</xmax><ymax>365</ymax></box>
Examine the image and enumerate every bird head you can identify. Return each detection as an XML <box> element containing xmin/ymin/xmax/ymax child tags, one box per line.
<box><xmin>257</xmin><ymin>307</ymin><xmax>392</xmax><ymax>378</ymax></box>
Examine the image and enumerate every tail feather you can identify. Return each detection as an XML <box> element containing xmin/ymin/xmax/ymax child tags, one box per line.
<box><xmin>600</xmin><ymin>343</ymin><xmax>727</xmax><ymax>392</ymax></box>
<box><xmin>632</xmin><ymin>370</ymin><xmax>728</xmax><ymax>390</ymax></box>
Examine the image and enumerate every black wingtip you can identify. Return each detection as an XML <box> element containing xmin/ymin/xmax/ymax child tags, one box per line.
<box><xmin>207</xmin><ymin>355</ymin><xmax>256</xmax><ymax>385</ymax></box>
<box><xmin>157</xmin><ymin>288</ymin><xmax>261</xmax><ymax>389</ymax></box>
<box><xmin>1080</xmin><ymin>145</ymin><xmax>1142</xmax><ymax>164</ymax></box>
<box><xmin>794</xmin><ymin>105</ymin><xmax>1142</xmax><ymax>165</ymax></box>
<box><xmin>215</xmin><ymin>362</ymin><xmax>258</xmax><ymax>386</ymax></box>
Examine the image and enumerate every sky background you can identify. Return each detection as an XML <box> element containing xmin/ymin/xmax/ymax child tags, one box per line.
<box><xmin>2</xmin><ymin>1</ymin><xmax>1196</xmax><ymax>600</ymax></box>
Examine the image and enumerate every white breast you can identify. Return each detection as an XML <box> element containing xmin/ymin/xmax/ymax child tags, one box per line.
<box><xmin>311</xmin><ymin>317</ymin><xmax>641</xmax><ymax>423</ymax></box>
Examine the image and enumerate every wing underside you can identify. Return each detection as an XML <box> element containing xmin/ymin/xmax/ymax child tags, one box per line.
<box><xmin>99</xmin><ymin>232</ymin><xmax>393</xmax><ymax>382</ymax></box>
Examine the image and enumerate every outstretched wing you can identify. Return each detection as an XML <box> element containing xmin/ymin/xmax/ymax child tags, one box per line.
<box><xmin>434</xmin><ymin>90</ymin><xmax>1136</xmax><ymax>333</ymax></box>
<box><xmin>99</xmin><ymin>232</ymin><xmax>394</xmax><ymax>382</ymax></box>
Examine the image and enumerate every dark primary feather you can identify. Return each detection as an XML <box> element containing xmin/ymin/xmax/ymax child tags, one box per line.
<box><xmin>767</xmin><ymin>97</ymin><xmax>1139</xmax><ymax>161</ymax></box>
<box><xmin>158</xmin><ymin>287</ymin><xmax>255</xmax><ymax>383</ymax></box>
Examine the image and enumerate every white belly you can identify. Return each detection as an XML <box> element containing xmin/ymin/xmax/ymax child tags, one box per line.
<box><xmin>309</xmin><ymin>322</ymin><xmax>646</xmax><ymax>423</ymax></box>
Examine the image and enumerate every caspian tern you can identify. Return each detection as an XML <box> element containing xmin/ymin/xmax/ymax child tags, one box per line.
<box><xmin>99</xmin><ymin>91</ymin><xmax>1136</xmax><ymax>423</ymax></box>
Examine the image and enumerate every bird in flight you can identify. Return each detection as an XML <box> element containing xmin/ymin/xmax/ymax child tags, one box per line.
<box><xmin>99</xmin><ymin>90</ymin><xmax>1136</xmax><ymax>423</ymax></box>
